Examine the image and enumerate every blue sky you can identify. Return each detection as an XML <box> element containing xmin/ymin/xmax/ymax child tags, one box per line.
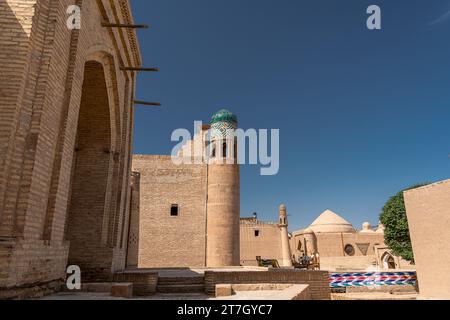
<box><xmin>131</xmin><ymin>0</ymin><xmax>450</xmax><ymax>231</ymax></box>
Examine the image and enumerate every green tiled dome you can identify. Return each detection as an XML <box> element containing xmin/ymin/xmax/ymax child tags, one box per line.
<box><xmin>210</xmin><ymin>109</ymin><xmax>237</xmax><ymax>138</ymax></box>
<box><xmin>210</xmin><ymin>109</ymin><xmax>237</xmax><ymax>125</ymax></box>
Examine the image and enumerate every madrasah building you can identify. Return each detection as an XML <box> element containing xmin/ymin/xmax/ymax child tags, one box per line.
<box><xmin>128</xmin><ymin>109</ymin><xmax>412</xmax><ymax>272</ymax></box>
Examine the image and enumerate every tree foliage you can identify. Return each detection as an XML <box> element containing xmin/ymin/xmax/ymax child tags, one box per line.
<box><xmin>380</xmin><ymin>184</ymin><xmax>428</xmax><ymax>263</ymax></box>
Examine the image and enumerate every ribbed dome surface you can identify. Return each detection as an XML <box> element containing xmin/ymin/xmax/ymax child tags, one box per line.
<box><xmin>309</xmin><ymin>210</ymin><xmax>355</xmax><ymax>233</ymax></box>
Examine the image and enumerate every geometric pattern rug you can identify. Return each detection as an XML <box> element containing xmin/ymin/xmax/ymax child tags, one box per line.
<box><xmin>329</xmin><ymin>272</ymin><xmax>417</xmax><ymax>288</ymax></box>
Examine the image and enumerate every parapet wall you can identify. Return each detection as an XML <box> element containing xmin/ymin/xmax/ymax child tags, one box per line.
<box><xmin>113</xmin><ymin>271</ymin><xmax>159</xmax><ymax>296</ymax></box>
<box><xmin>204</xmin><ymin>270</ymin><xmax>330</xmax><ymax>300</ymax></box>
<box><xmin>404</xmin><ymin>180</ymin><xmax>450</xmax><ymax>299</ymax></box>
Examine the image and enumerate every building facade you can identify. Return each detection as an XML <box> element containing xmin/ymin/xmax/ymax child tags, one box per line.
<box><xmin>404</xmin><ymin>179</ymin><xmax>450</xmax><ymax>299</ymax></box>
<box><xmin>240</xmin><ymin>205</ymin><xmax>292</xmax><ymax>267</ymax></box>
<box><xmin>0</xmin><ymin>0</ymin><xmax>141</xmax><ymax>298</ymax></box>
<box><xmin>290</xmin><ymin>210</ymin><xmax>413</xmax><ymax>271</ymax></box>
<box><xmin>127</xmin><ymin>110</ymin><xmax>240</xmax><ymax>268</ymax></box>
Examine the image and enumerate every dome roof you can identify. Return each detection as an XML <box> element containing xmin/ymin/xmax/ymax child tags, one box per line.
<box><xmin>303</xmin><ymin>227</ymin><xmax>314</xmax><ymax>234</ymax></box>
<box><xmin>360</xmin><ymin>222</ymin><xmax>374</xmax><ymax>233</ymax></box>
<box><xmin>211</xmin><ymin>109</ymin><xmax>237</xmax><ymax>125</ymax></box>
<box><xmin>309</xmin><ymin>210</ymin><xmax>355</xmax><ymax>233</ymax></box>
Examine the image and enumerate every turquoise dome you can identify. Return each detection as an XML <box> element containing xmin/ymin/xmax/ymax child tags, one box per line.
<box><xmin>210</xmin><ymin>109</ymin><xmax>238</xmax><ymax>125</ymax></box>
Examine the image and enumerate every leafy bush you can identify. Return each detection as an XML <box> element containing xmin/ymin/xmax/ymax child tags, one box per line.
<box><xmin>380</xmin><ymin>184</ymin><xmax>428</xmax><ymax>263</ymax></box>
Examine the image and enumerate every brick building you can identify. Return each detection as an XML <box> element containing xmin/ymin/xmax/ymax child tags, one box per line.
<box><xmin>0</xmin><ymin>0</ymin><xmax>141</xmax><ymax>298</ymax></box>
<box><xmin>404</xmin><ymin>179</ymin><xmax>450</xmax><ymax>299</ymax></box>
<box><xmin>127</xmin><ymin>110</ymin><xmax>241</xmax><ymax>268</ymax></box>
<box><xmin>290</xmin><ymin>210</ymin><xmax>413</xmax><ymax>271</ymax></box>
<box><xmin>240</xmin><ymin>205</ymin><xmax>292</xmax><ymax>267</ymax></box>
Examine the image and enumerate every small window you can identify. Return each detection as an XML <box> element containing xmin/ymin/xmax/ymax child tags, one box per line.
<box><xmin>254</xmin><ymin>230</ymin><xmax>260</xmax><ymax>237</ymax></box>
<box><xmin>210</xmin><ymin>143</ymin><xmax>216</xmax><ymax>158</ymax></box>
<box><xmin>222</xmin><ymin>142</ymin><xmax>227</xmax><ymax>158</ymax></box>
<box><xmin>170</xmin><ymin>204</ymin><xmax>179</xmax><ymax>216</ymax></box>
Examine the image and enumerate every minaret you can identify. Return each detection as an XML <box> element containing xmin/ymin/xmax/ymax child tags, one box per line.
<box><xmin>206</xmin><ymin>109</ymin><xmax>240</xmax><ymax>267</ymax></box>
<box><xmin>303</xmin><ymin>227</ymin><xmax>317</xmax><ymax>256</ymax></box>
<box><xmin>278</xmin><ymin>204</ymin><xmax>293</xmax><ymax>267</ymax></box>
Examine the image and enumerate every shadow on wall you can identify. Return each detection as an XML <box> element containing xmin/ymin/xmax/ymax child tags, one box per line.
<box><xmin>0</xmin><ymin>0</ymin><xmax>35</xmax><ymax>239</ymax></box>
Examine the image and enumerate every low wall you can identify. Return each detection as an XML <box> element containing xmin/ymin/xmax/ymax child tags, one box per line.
<box><xmin>0</xmin><ymin>279</ymin><xmax>64</xmax><ymax>300</ymax></box>
<box><xmin>329</xmin><ymin>271</ymin><xmax>417</xmax><ymax>289</ymax></box>
<box><xmin>113</xmin><ymin>271</ymin><xmax>158</xmax><ymax>296</ymax></box>
<box><xmin>204</xmin><ymin>270</ymin><xmax>330</xmax><ymax>300</ymax></box>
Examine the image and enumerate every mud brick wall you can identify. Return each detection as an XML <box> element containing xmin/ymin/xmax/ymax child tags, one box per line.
<box><xmin>113</xmin><ymin>271</ymin><xmax>158</xmax><ymax>296</ymax></box>
<box><xmin>0</xmin><ymin>0</ymin><xmax>141</xmax><ymax>296</ymax></box>
<box><xmin>204</xmin><ymin>270</ymin><xmax>331</xmax><ymax>300</ymax></box>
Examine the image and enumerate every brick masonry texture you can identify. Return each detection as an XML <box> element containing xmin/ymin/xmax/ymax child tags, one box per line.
<box><xmin>113</xmin><ymin>271</ymin><xmax>158</xmax><ymax>296</ymax></box>
<box><xmin>130</xmin><ymin>155</ymin><xmax>208</xmax><ymax>268</ymax></box>
<box><xmin>240</xmin><ymin>221</ymin><xmax>283</xmax><ymax>266</ymax></box>
<box><xmin>404</xmin><ymin>180</ymin><xmax>450</xmax><ymax>299</ymax></box>
<box><xmin>290</xmin><ymin>230</ymin><xmax>414</xmax><ymax>271</ymax></box>
<box><xmin>0</xmin><ymin>0</ymin><xmax>141</xmax><ymax>298</ymax></box>
<box><xmin>129</xmin><ymin>125</ymin><xmax>241</xmax><ymax>268</ymax></box>
<box><xmin>204</xmin><ymin>270</ymin><xmax>331</xmax><ymax>300</ymax></box>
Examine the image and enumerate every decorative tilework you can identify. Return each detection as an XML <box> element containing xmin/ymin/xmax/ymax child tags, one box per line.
<box><xmin>210</xmin><ymin>109</ymin><xmax>237</xmax><ymax>138</ymax></box>
<box><xmin>329</xmin><ymin>271</ymin><xmax>417</xmax><ymax>287</ymax></box>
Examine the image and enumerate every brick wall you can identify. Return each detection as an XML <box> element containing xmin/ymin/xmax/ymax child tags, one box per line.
<box><xmin>0</xmin><ymin>0</ymin><xmax>141</xmax><ymax>296</ymax></box>
<box><xmin>240</xmin><ymin>221</ymin><xmax>282</xmax><ymax>265</ymax></box>
<box><xmin>320</xmin><ymin>256</ymin><xmax>377</xmax><ymax>271</ymax></box>
<box><xmin>113</xmin><ymin>270</ymin><xmax>158</xmax><ymax>296</ymax></box>
<box><xmin>204</xmin><ymin>270</ymin><xmax>331</xmax><ymax>300</ymax></box>
<box><xmin>315</xmin><ymin>232</ymin><xmax>385</xmax><ymax>257</ymax></box>
<box><xmin>131</xmin><ymin>155</ymin><xmax>208</xmax><ymax>268</ymax></box>
<box><xmin>126</xmin><ymin>172</ymin><xmax>140</xmax><ymax>268</ymax></box>
<box><xmin>404</xmin><ymin>179</ymin><xmax>450</xmax><ymax>299</ymax></box>
<box><xmin>290</xmin><ymin>231</ymin><xmax>386</xmax><ymax>271</ymax></box>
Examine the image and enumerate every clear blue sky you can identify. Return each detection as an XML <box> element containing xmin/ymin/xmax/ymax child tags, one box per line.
<box><xmin>131</xmin><ymin>0</ymin><xmax>450</xmax><ymax>231</ymax></box>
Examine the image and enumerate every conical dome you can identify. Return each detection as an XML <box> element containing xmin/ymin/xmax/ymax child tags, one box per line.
<box><xmin>309</xmin><ymin>210</ymin><xmax>355</xmax><ymax>233</ymax></box>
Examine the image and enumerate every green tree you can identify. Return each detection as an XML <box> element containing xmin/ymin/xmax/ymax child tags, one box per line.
<box><xmin>380</xmin><ymin>184</ymin><xmax>428</xmax><ymax>263</ymax></box>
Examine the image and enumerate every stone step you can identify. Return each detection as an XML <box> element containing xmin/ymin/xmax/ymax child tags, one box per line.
<box><xmin>158</xmin><ymin>276</ymin><xmax>204</xmax><ymax>286</ymax></box>
<box><xmin>157</xmin><ymin>284</ymin><xmax>205</xmax><ymax>294</ymax></box>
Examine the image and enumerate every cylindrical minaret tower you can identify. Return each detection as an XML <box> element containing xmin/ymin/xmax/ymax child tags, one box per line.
<box><xmin>279</xmin><ymin>204</ymin><xmax>293</xmax><ymax>267</ymax></box>
<box><xmin>303</xmin><ymin>227</ymin><xmax>317</xmax><ymax>256</ymax></box>
<box><xmin>206</xmin><ymin>109</ymin><xmax>240</xmax><ymax>267</ymax></box>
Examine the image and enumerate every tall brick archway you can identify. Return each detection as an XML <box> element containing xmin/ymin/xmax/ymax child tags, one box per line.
<box><xmin>0</xmin><ymin>0</ymin><xmax>141</xmax><ymax>298</ymax></box>
<box><xmin>65</xmin><ymin>60</ymin><xmax>116</xmax><ymax>280</ymax></box>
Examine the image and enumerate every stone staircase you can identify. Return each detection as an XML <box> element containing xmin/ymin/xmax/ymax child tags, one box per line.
<box><xmin>157</xmin><ymin>276</ymin><xmax>205</xmax><ymax>294</ymax></box>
